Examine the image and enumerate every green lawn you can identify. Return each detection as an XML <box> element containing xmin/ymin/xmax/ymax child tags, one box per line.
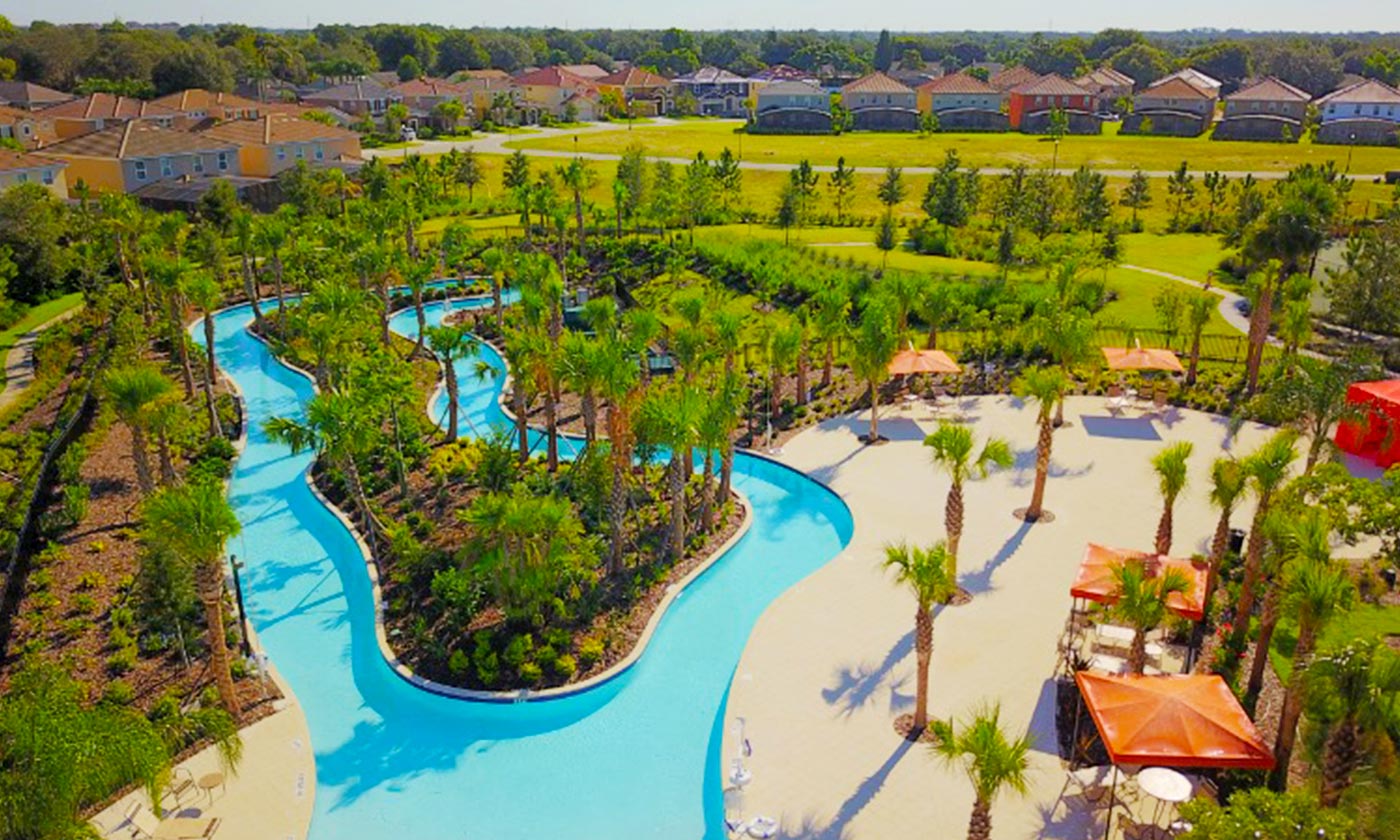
<box><xmin>0</xmin><ymin>293</ymin><xmax>84</xmax><ymax>355</ymax></box>
<box><xmin>1271</xmin><ymin>603</ymin><xmax>1400</xmax><ymax>684</ymax></box>
<box><xmin>507</xmin><ymin>119</ymin><xmax>1400</xmax><ymax>175</ymax></box>
<box><xmin>1119</xmin><ymin>233</ymin><xmax>1231</xmax><ymax>283</ymax></box>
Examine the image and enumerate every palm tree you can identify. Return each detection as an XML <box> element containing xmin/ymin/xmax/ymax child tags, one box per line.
<box><xmin>403</xmin><ymin>255</ymin><xmax>435</xmax><ymax>359</ymax></box>
<box><xmin>640</xmin><ymin>384</ymin><xmax>706</xmax><ymax>561</ymax></box>
<box><xmin>1230</xmin><ymin>432</ymin><xmax>1298</xmax><ymax>652</ymax></box>
<box><xmin>598</xmin><ymin>338</ymin><xmax>640</xmax><ymax>576</ymax></box>
<box><xmin>253</xmin><ymin>213</ymin><xmax>289</xmax><ymax>333</ymax></box>
<box><xmin>810</xmin><ymin>285</ymin><xmax>850</xmax><ymax>390</ymax></box>
<box><xmin>1184</xmin><ymin>291</ymin><xmax>1214</xmax><ymax>386</ymax></box>
<box><xmin>1107</xmin><ymin>560</ymin><xmax>1193</xmax><ymax>674</ymax></box>
<box><xmin>1245</xmin><ymin>508</ymin><xmax>1332</xmax><ymax>711</ymax></box>
<box><xmin>1150</xmin><ymin>441</ymin><xmax>1194</xmax><ymax>555</ymax></box>
<box><xmin>929</xmin><ymin>704</ymin><xmax>1033</xmax><ymax>840</ymax></box>
<box><xmin>923</xmin><ymin>423</ymin><xmax>1013</xmax><ymax>579</ymax></box>
<box><xmin>1011</xmin><ymin>367</ymin><xmax>1069</xmax><ymax>522</ymax></box>
<box><xmin>848</xmin><ymin>301</ymin><xmax>899</xmax><ymax>444</ymax></box>
<box><xmin>1261</xmin><ymin>355</ymin><xmax>1374</xmax><ymax>474</ymax></box>
<box><xmin>424</xmin><ymin>323</ymin><xmax>480</xmax><ymax>443</ymax></box>
<box><xmin>1270</xmin><ymin>554</ymin><xmax>1353</xmax><ymax>790</ymax></box>
<box><xmin>882</xmin><ymin>541</ymin><xmax>958</xmax><ymax>733</ymax></box>
<box><xmin>1305</xmin><ymin>638</ymin><xmax>1400</xmax><ymax>807</ymax></box>
<box><xmin>231</xmin><ymin>210</ymin><xmax>265</xmax><ymax>329</ymax></box>
<box><xmin>149</xmin><ymin>257</ymin><xmax>198</xmax><ymax>399</ymax></box>
<box><xmin>186</xmin><ymin>271</ymin><xmax>224</xmax><ymax>439</ymax></box>
<box><xmin>105</xmin><ymin>365</ymin><xmax>173</xmax><ymax>495</ymax></box>
<box><xmin>264</xmin><ymin>391</ymin><xmax>381</xmax><ymax>545</ymax></box>
<box><xmin>558</xmin><ymin>157</ymin><xmax>595</xmax><ymax>256</ymax></box>
<box><xmin>142</xmin><ymin>482</ymin><xmax>243</xmax><ymax>717</ymax></box>
<box><xmin>766</xmin><ymin>320</ymin><xmax>802</xmax><ymax>416</ymax></box>
<box><xmin>1202</xmin><ymin>457</ymin><xmax>1247</xmax><ymax>611</ymax></box>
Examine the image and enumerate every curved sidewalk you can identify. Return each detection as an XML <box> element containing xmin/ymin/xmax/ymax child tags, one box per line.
<box><xmin>0</xmin><ymin>304</ymin><xmax>84</xmax><ymax>412</ymax></box>
<box><xmin>718</xmin><ymin>395</ymin><xmax>1291</xmax><ymax>839</ymax></box>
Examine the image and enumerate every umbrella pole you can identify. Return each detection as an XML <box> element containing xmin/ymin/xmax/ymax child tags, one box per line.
<box><xmin>1102</xmin><ymin>769</ymin><xmax>1118</xmax><ymax>840</ymax></box>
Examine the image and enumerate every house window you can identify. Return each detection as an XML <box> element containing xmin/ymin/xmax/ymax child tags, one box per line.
<box><xmin>1035</xmin><ymin>96</ymin><xmax>1043</xmax><ymax>106</ymax></box>
<box><xmin>314</xmin><ymin>144</ymin><xmax>324</xmax><ymax>161</ymax></box>
<box><xmin>295</xmin><ymin>145</ymin><xmax>305</xmax><ymax>159</ymax></box>
<box><xmin>42</xmin><ymin>168</ymin><xmax>54</xmax><ymax>185</ymax></box>
<box><xmin>160</xmin><ymin>157</ymin><xmax>173</xmax><ymax>178</ymax></box>
<box><xmin>193</xmin><ymin>155</ymin><xmax>204</xmax><ymax>173</ymax></box>
<box><xmin>134</xmin><ymin>160</ymin><xmax>147</xmax><ymax>181</ymax></box>
<box><xmin>15</xmin><ymin>172</ymin><xmax>26</xmax><ymax>183</ymax></box>
<box><xmin>217</xmin><ymin>151</ymin><xmax>229</xmax><ymax>171</ymax></box>
<box><xmin>276</xmin><ymin>146</ymin><xmax>287</xmax><ymax>161</ymax></box>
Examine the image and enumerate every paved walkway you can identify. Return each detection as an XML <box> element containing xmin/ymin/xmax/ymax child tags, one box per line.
<box><xmin>0</xmin><ymin>305</ymin><xmax>83</xmax><ymax>412</ymax></box>
<box><xmin>90</xmin><ymin>663</ymin><xmax>314</xmax><ymax>840</ymax></box>
<box><xmin>719</xmin><ymin>395</ymin><xmax>1365</xmax><ymax>840</ymax></box>
<box><xmin>1120</xmin><ymin>264</ymin><xmax>1251</xmax><ymax>335</ymax></box>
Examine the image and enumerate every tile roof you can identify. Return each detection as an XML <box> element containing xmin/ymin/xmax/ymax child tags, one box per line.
<box><xmin>1012</xmin><ymin>73</ymin><xmax>1092</xmax><ymax>97</ymax></box>
<box><xmin>989</xmin><ymin>65</ymin><xmax>1041</xmax><ymax>91</ymax></box>
<box><xmin>1140</xmin><ymin>77</ymin><xmax>1215</xmax><ymax>100</ymax></box>
<box><xmin>757</xmin><ymin>80</ymin><xmax>827</xmax><ymax>97</ymax></box>
<box><xmin>0</xmin><ymin>103</ymin><xmax>39</xmax><ymax>124</ymax></box>
<box><xmin>841</xmin><ymin>71</ymin><xmax>914</xmax><ymax>95</ymax></box>
<box><xmin>199</xmin><ymin>113</ymin><xmax>359</xmax><ymax>146</ymax></box>
<box><xmin>303</xmin><ymin>80</ymin><xmax>399</xmax><ymax>102</ymax></box>
<box><xmin>1076</xmin><ymin>66</ymin><xmax>1135</xmax><ymax>89</ymax></box>
<box><xmin>458</xmin><ymin>69</ymin><xmax>511</xmax><ymax>81</ymax></box>
<box><xmin>1228</xmin><ymin>76</ymin><xmax>1311</xmax><ymax>102</ymax></box>
<box><xmin>598</xmin><ymin>67</ymin><xmax>671</xmax><ymax>88</ymax></box>
<box><xmin>38</xmin><ymin>121</ymin><xmax>236</xmax><ymax>159</ymax></box>
<box><xmin>1158</xmin><ymin>67</ymin><xmax>1222</xmax><ymax>95</ymax></box>
<box><xmin>917</xmin><ymin>71</ymin><xmax>999</xmax><ymax>96</ymax></box>
<box><xmin>513</xmin><ymin>66</ymin><xmax>599</xmax><ymax>89</ymax></box>
<box><xmin>559</xmin><ymin>64</ymin><xmax>609</xmax><ymax>80</ymax></box>
<box><xmin>749</xmin><ymin>64</ymin><xmax>817</xmax><ymax>83</ymax></box>
<box><xmin>149</xmin><ymin>88</ymin><xmax>265</xmax><ymax>113</ymax></box>
<box><xmin>0</xmin><ymin>81</ymin><xmax>73</xmax><ymax>108</ymax></box>
<box><xmin>0</xmin><ymin>149</ymin><xmax>64</xmax><ymax>172</ymax></box>
<box><xmin>674</xmin><ymin>66</ymin><xmax>749</xmax><ymax>85</ymax></box>
<box><xmin>1317</xmin><ymin>78</ymin><xmax>1400</xmax><ymax>105</ymax></box>
<box><xmin>392</xmin><ymin>77</ymin><xmax>471</xmax><ymax>97</ymax></box>
<box><xmin>40</xmin><ymin>93</ymin><xmax>181</xmax><ymax>121</ymax></box>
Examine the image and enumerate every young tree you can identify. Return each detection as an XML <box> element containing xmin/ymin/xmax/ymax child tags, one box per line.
<box><xmin>790</xmin><ymin>159</ymin><xmax>821</xmax><ymax>228</ymax></box>
<box><xmin>1305</xmin><ymin>638</ymin><xmax>1400</xmax><ymax>807</ymax></box>
<box><xmin>1229</xmin><ymin>432</ymin><xmax>1299</xmax><ymax>653</ymax></box>
<box><xmin>639</xmin><ymin>383</ymin><xmax>706</xmax><ymax>561</ymax></box>
<box><xmin>1202</xmin><ymin>457</ymin><xmax>1248</xmax><ymax>611</ymax></box>
<box><xmin>848</xmin><ymin>300</ymin><xmax>899</xmax><ymax>444</ymax></box>
<box><xmin>142</xmin><ymin>482</ymin><xmax>243</xmax><ymax>717</ymax></box>
<box><xmin>877</xmin><ymin>163</ymin><xmax>906</xmax><ymax>212</ymax></box>
<box><xmin>775</xmin><ymin>178</ymin><xmax>800</xmax><ymax>245</ymax></box>
<box><xmin>1166</xmin><ymin>161</ymin><xmax>1196</xmax><ymax>231</ymax></box>
<box><xmin>923</xmin><ymin>423</ymin><xmax>1013</xmax><ymax>579</ymax></box>
<box><xmin>828</xmin><ymin>156</ymin><xmax>856</xmax><ymax>225</ymax></box>
<box><xmin>1107</xmin><ymin>560</ymin><xmax>1193</xmax><ymax>674</ymax></box>
<box><xmin>680</xmin><ymin>152</ymin><xmax>714</xmax><ymax>244</ymax></box>
<box><xmin>882</xmin><ymin>541</ymin><xmax>958</xmax><ymax>733</ymax></box>
<box><xmin>558</xmin><ymin>156</ymin><xmax>595</xmax><ymax>256</ymax></box>
<box><xmin>929</xmin><ymin>704</ymin><xmax>1033</xmax><ymax>840</ymax></box>
<box><xmin>1183</xmin><ymin>291</ymin><xmax>1214</xmax><ymax>385</ymax></box>
<box><xmin>456</xmin><ymin>147</ymin><xmax>483</xmax><ymax>202</ymax></box>
<box><xmin>1011</xmin><ymin>367</ymin><xmax>1069</xmax><ymax>522</ymax></box>
<box><xmin>712</xmin><ymin>146</ymin><xmax>743</xmax><ymax>214</ymax></box>
<box><xmin>874</xmin><ymin>212</ymin><xmax>898</xmax><ymax>267</ymax></box>
<box><xmin>424</xmin><ymin>323</ymin><xmax>480</xmax><ymax>443</ymax></box>
<box><xmin>923</xmin><ymin>149</ymin><xmax>978</xmax><ymax>229</ymax></box>
<box><xmin>104</xmin><ymin>364</ymin><xmax>172</xmax><ymax>495</ymax></box>
<box><xmin>1120</xmin><ymin>168</ymin><xmax>1152</xmax><ymax>231</ymax></box>
<box><xmin>649</xmin><ymin>160</ymin><xmax>678</xmax><ymax>234</ymax></box>
<box><xmin>1151</xmin><ymin>441</ymin><xmax>1194</xmax><ymax>555</ymax></box>
<box><xmin>1070</xmin><ymin>165</ymin><xmax>1110</xmax><ymax>234</ymax></box>
<box><xmin>1244</xmin><ymin>509</ymin><xmax>1333</xmax><ymax>711</ymax></box>
<box><xmin>185</xmin><ymin>270</ymin><xmax>225</xmax><ymax>439</ymax></box>
<box><xmin>1202</xmin><ymin>170</ymin><xmax>1229</xmax><ymax>232</ymax></box>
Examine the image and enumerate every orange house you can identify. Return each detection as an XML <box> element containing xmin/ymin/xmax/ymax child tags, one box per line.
<box><xmin>39</xmin><ymin>93</ymin><xmax>185</xmax><ymax>140</ymax></box>
<box><xmin>199</xmin><ymin>114</ymin><xmax>362</xmax><ymax>178</ymax></box>
<box><xmin>1007</xmin><ymin>74</ymin><xmax>1095</xmax><ymax>129</ymax></box>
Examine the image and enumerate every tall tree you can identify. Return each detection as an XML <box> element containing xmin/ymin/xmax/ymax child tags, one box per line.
<box><xmin>104</xmin><ymin>364</ymin><xmax>172</xmax><ymax>495</ymax></box>
<box><xmin>929</xmin><ymin>704</ymin><xmax>1033</xmax><ymax>840</ymax></box>
<box><xmin>923</xmin><ymin>423</ymin><xmax>1013</xmax><ymax>580</ymax></box>
<box><xmin>848</xmin><ymin>300</ymin><xmax>899</xmax><ymax>444</ymax></box>
<box><xmin>1151</xmin><ymin>441</ymin><xmax>1194</xmax><ymax>555</ymax></box>
<box><xmin>1305</xmin><ymin>638</ymin><xmax>1400</xmax><ymax>807</ymax></box>
<box><xmin>882</xmin><ymin>541</ymin><xmax>958</xmax><ymax>733</ymax></box>
<box><xmin>1011</xmin><ymin>367</ymin><xmax>1069</xmax><ymax>522</ymax></box>
<box><xmin>424</xmin><ymin>323</ymin><xmax>480</xmax><ymax>443</ymax></box>
<box><xmin>1229</xmin><ymin>432</ymin><xmax>1299</xmax><ymax>654</ymax></box>
<box><xmin>1107</xmin><ymin>560</ymin><xmax>1193</xmax><ymax>674</ymax></box>
<box><xmin>828</xmin><ymin>156</ymin><xmax>856</xmax><ymax>225</ymax></box>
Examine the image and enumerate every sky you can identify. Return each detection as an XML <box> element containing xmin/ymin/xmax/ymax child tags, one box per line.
<box><xmin>11</xmin><ymin>0</ymin><xmax>1400</xmax><ymax>32</ymax></box>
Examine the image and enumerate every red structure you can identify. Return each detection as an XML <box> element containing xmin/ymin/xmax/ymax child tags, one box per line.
<box><xmin>1335</xmin><ymin>380</ymin><xmax>1400</xmax><ymax>468</ymax></box>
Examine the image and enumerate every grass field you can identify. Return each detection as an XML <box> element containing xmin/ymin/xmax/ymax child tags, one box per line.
<box><xmin>506</xmin><ymin>119</ymin><xmax>1400</xmax><ymax>176</ymax></box>
<box><xmin>1271</xmin><ymin>602</ymin><xmax>1400</xmax><ymax>684</ymax></box>
<box><xmin>0</xmin><ymin>293</ymin><xmax>84</xmax><ymax>356</ymax></box>
<box><xmin>1119</xmin><ymin>233</ymin><xmax>1230</xmax><ymax>282</ymax></box>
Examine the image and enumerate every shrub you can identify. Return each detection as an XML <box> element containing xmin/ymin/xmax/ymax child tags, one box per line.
<box><xmin>229</xmin><ymin>658</ymin><xmax>250</xmax><ymax>679</ymax></box>
<box><xmin>101</xmin><ymin>679</ymin><xmax>135</xmax><ymax>706</ymax></box>
<box><xmin>106</xmin><ymin>646</ymin><xmax>137</xmax><ymax>675</ymax></box>
<box><xmin>517</xmin><ymin>661</ymin><xmax>543</xmax><ymax>685</ymax></box>
<box><xmin>108</xmin><ymin>626</ymin><xmax>133</xmax><ymax>651</ymax></box>
<box><xmin>110</xmin><ymin>606</ymin><xmax>134</xmax><ymax>632</ymax></box>
<box><xmin>71</xmin><ymin>593</ymin><xmax>98</xmax><ymax>615</ymax></box>
<box><xmin>578</xmin><ymin>637</ymin><xmax>605</xmax><ymax>669</ymax></box>
<box><xmin>448</xmin><ymin>649</ymin><xmax>471</xmax><ymax>677</ymax></box>
<box><xmin>75</xmin><ymin>571</ymin><xmax>105</xmax><ymax>590</ymax></box>
<box><xmin>534</xmin><ymin>644</ymin><xmax>558</xmax><ymax>675</ymax></box>
<box><xmin>502</xmin><ymin>633</ymin><xmax>533</xmax><ymax>670</ymax></box>
<box><xmin>472</xmin><ymin>636</ymin><xmax>500</xmax><ymax>687</ymax></box>
<box><xmin>552</xmin><ymin>653</ymin><xmax>578</xmax><ymax>681</ymax></box>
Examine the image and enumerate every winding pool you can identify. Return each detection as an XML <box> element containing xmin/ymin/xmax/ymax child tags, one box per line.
<box><xmin>201</xmin><ymin>296</ymin><xmax>853</xmax><ymax>839</ymax></box>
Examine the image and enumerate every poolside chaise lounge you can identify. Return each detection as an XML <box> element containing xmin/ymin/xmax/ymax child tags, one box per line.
<box><xmin>123</xmin><ymin>802</ymin><xmax>222</xmax><ymax>840</ymax></box>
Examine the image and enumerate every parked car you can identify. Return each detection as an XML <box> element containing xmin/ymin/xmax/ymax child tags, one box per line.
<box><xmin>400</xmin><ymin>126</ymin><xmax>417</xmax><ymax>142</ymax></box>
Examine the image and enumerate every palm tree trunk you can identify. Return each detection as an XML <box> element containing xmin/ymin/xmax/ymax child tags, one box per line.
<box><xmin>1270</xmin><ymin>623</ymin><xmax>1317</xmax><ymax>791</ymax></box>
<box><xmin>1187</xmin><ymin>332</ymin><xmax>1202</xmax><ymax>386</ymax></box>
<box><xmin>823</xmin><ymin>341</ymin><xmax>834</xmax><ymax>389</ymax></box>
<box><xmin>581</xmin><ymin>390</ymin><xmax>598</xmax><ymax>444</ymax></box>
<box><xmin>129</xmin><ymin>423</ymin><xmax>154</xmax><ymax>495</ymax></box>
<box><xmin>513</xmin><ymin>386</ymin><xmax>530</xmax><ymax>464</ymax></box>
<box><xmin>667</xmin><ymin>453</ymin><xmax>686</xmax><ymax>561</ymax></box>
<box><xmin>1244</xmin><ymin>275</ymin><xmax>1277</xmax><ymax>395</ymax></box>
<box><xmin>168</xmin><ymin>297</ymin><xmax>196</xmax><ymax>399</ymax></box>
<box><xmin>1155</xmin><ymin>505</ymin><xmax>1173</xmax><ymax>555</ymax></box>
<box><xmin>412</xmin><ymin>287</ymin><xmax>427</xmax><ymax>358</ymax></box>
<box><xmin>1203</xmin><ymin>509</ymin><xmax>1232</xmax><ymax>612</ymax></box>
<box><xmin>1129</xmin><ymin>628</ymin><xmax>1148</xmax><ymax>675</ymax></box>
<box><xmin>796</xmin><ymin>347</ymin><xmax>809</xmax><ymax>407</ymax></box>
<box><xmin>241</xmin><ymin>252</ymin><xmax>264</xmax><ymax>328</ymax></box>
<box><xmin>967</xmin><ymin>796</ymin><xmax>993</xmax><ymax>840</ymax></box>
<box><xmin>197</xmin><ymin>562</ymin><xmax>239</xmax><ymax>718</ymax></box>
<box><xmin>913</xmin><ymin>606</ymin><xmax>932</xmax><ymax>731</ymax></box>
<box><xmin>545</xmin><ymin>386</ymin><xmax>559</xmax><ymax>472</ymax></box>
<box><xmin>491</xmin><ymin>275</ymin><xmax>504</xmax><ymax>334</ymax></box>
<box><xmin>342</xmin><ymin>455</ymin><xmax>378</xmax><ymax>546</ymax></box>
<box><xmin>607</xmin><ymin>404</ymin><xmax>630</xmax><ymax>576</ymax></box>
<box><xmin>1027</xmin><ymin>417</ymin><xmax>1053</xmax><ymax>520</ymax></box>
<box><xmin>202</xmin><ymin>316</ymin><xmax>222</xmax><ymax>439</ymax></box>
<box><xmin>1244</xmin><ymin>583</ymin><xmax>1282</xmax><ymax>711</ymax></box>
<box><xmin>946</xmin><ymin>481</ymin><xmax>964</xmax><ymax>577</ymax></box>
<box><xmin>155</xmin><ymin>428</ymin><xmax>177</xmax><ymax>486</ymax></box>
<box><xmin>699</xmin><ymin>449</ymin><xmax>715</xmax><ymax>532</ymax></box>
<box><xmin>445</xmin><ymin>365</ymin><xmax>459</xmax><ymax>443</ymax></box>
<box><xmin>867</xmin><ymin>383</ymin><xmax>881</xmax><ymax>443</ymax></box>
<box><xmin>273</xmin><ymin>255</ymin><xmax>286</xmax><ymax>334</ymax></box>
<box><xmin>719</xmin><ymin>441</ymin><xmax>734</xmax><ymax>506</ymax></box>
<box><xmin>1320</xmin><ymin>717</ymin><xmax>1360</xmax><ymax>807</ymax></box>
<box><xmin>1231</xmin><ymin>504</ymin><xmax>1270</xmax><ymax>650</ymax></box>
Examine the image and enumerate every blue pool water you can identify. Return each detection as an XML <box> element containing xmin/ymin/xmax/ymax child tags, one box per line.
<box><xmin>201</xmin><ymin>296</ymin><xmax>853</xmax><ymax>839</ymax></box>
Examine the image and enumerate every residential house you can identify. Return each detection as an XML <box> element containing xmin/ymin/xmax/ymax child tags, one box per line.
<box><xmin>840</xmin><ymin>72</ymin><xmax>918</xmax><ymax>131</ymax></box>
<box><xmin>393</xmin><ymin>77</ymin><xmax>474</xmax><ymax>128</ymax></box>
<box><xmin>0</xmin><ymin>81</ymin><xmax>73</xmax><ymax>111</ymax></box>
<box><xmin>0</xmin><ymin>104</ymin><xmax>57</xmax><ymax>149</ymax></box>
<box><xmin>0</xmin><ymin>149</ymin><xmax>67</xmax><ymax>198</ymax></box>
<box><xmin>749</xmin><ymin>64</ymin><xmax>820</xmax><ymax>87</ymax></box>
<box><xmin>559</xmin><ymin>64</ymin><xmax>610</xmax><ymax>81</ymax></box>
<box><xmin>513</xmin><ymin>67</ymin><xmax>601</xmax><ymax>121</ymax></box>
<box><xmin>40</xmin><ymin>93</ymin><xmax>184</xmax><ymax>140</ymax></box>
<box><xmin>1007</xmin><ymin>74</ymin><xmax>1100</xmax><ymax>134</ymax></box>
<box><xmin>456</xmin><ymin>70</ymin><xmax>529</xmax><ymax>125</ymax></box>
<box><xmin>1315</xmin><ymin>79</ymin><xmax>1400</xmax><ymax>145</ymax></box>
<box><xmin>753</xmin><ymin>80</ymin><xmax>831</xmax><ymax>132</ymax></box>
<box><xmin>1073</xmin><ymin>66</ymin><xmax>1135</xmax><ymax>112</ymax></box>
<box><xmin>149</xmin><ymin>89</ymin><xmax>266</xmax><ymax>124</ymax></box>
<box><xmin>1213</xmin><ymin>76</ymin><xmax>1312</xmax><ymax>142</ymax></box>
<box><xmin>988</xmin><ymin>66</ymin><xmax>1040</xmax><ymax>93</ymax></box>
<box><xmin>1121</xmin><ymin>77</ymin><xmax>1216</xmax><ymax>136</ymax></box>
<box><xmin>131</xmin><ymin>175</ymin><xmax>283</xmax><ymax>214</ymax></box>
<box><xmin>915</xmin><ymin>72</ymin><xmax>1007</xmax><ymax>131</ymax></box>
<box><xmin>1157</xmin><ymin>67</ymin><xmax>1223</xmax><ymax>99</ymax></box>
<box><xmin>36</xmin><ymin>121</ymin><xmax>240</xmax><ymax>193</ymax></box>
<box><xmin>672</xmin><ymin>66</ymin><xmax>751</xmax><ymax>117</ymax></box>
<box><xmin>301</xmin><ymin>80</ymin><xmax>402</xmax><ymax>118</ymax></box>
<box><xmin>199</xmin><ymin>113</ymin><xmax>362</xmax><ymax>178</ymax></box>
<box><xmin>597</xmin><ymin>67</ymin><xmax>674</xmax><ymax>117</ymax></box>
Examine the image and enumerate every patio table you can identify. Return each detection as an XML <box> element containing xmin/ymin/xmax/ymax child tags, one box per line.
<box><xmin>1137</xmin><ymin>767</ymin><xmax>1192</xmax><ymax>825</ymax></box>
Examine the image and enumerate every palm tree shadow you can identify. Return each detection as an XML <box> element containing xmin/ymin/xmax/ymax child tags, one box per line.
<box><xmin>962</xmin><ymin>519</ymin><xmax>1033</xmax><ymax>596</ymax></box>
<box><xmin>821</xmin><ymin>630</ymin><xmax>914</xmax><ymax>717</ymax></box>
<box><xmin>776</xmin><ymin>738</ymin><xmax>916</xmax><ymax>840</ymax></box>
<box><xmin>1008</xmin><ymin>447</ymin><xmax>1094</xmax><ymax>488</ymax></box>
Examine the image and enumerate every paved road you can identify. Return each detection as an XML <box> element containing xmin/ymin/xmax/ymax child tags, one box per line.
<box><xmin>364</xmin><ymin>121</ymin><xmax>1390</xmax><ymax>180</ymax></box>
<box><xmin>0</xmin><ymin>305</ymin><xmax>83</xmax><ymax>412</ymax></box>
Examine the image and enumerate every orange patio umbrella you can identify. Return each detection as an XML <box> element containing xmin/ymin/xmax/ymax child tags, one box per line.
<box><xmin>1070</xmin><ymin>544</ymin><xmax>1208</xmax><ymax>621</ymax></box>
<box><xmin>888</xmin><ymin>348</ymin><xmax>961</xmax><ymax>376</ymax></box>
<box><xmin>1101</xmin><ymin>346</ymin><xmax>1184</xmax><ymax>373</ymax></box>
<box><xmin>1074</xmin><ymin>672</ymin><xmax>1274</xmax><ymax>770</ymax></box>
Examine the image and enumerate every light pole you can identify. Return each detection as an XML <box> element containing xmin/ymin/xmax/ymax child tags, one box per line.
<box><xmin>1346</xmin><ymin>133</ymin><xmax>1356</xmax><ymax>173</ymax></box>
<box><xmin>228</xmin><ymin>554</ymin><xmax>254</xmax><ymax>658</ymax></box>
<box><xmin>1052</xmin><ymin>138</ymin><xmax>1060</xmax><ymax>172</ymax></box>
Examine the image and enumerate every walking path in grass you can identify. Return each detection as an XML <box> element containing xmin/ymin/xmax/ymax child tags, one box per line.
<box><xmin>1120</xmin><ymin>264</ymin><xmax>1251</xmax><ymax>334</ymax></box>
<box><xmin>0</xmin><ymin>294</ymin><xmax>84</xmax><ymax>411</ymax></box>
<box><xmin>720</xmin><ymin>395</ymin><xmax>1370</xmax><ymax>840</ymax></box>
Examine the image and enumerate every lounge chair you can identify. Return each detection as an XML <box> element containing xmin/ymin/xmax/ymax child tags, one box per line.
<box><xmin>1105</xmin><ymin>386</ymin><xmax>1129</xmax><ymax>415</ymax></box>
<box><xmin>162</xmin><ymin>768</ymin><xmax>196</xmax><ymax>810</ymax></box>
<box><xmin>125</xmin><ymin>803</ymin><xmax>221</xmax><ymax>840</ymax></box>
<box><xmin>1152</xmin><ymin>389</ymin><xmax>1169</xmax><ymax>414</ymax></box>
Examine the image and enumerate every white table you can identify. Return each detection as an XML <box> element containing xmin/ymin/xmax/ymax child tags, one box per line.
<box><xmin>1137</xmin><ymin>767</ymin><xmax>1192</xmax><ymax>825</ymax></box>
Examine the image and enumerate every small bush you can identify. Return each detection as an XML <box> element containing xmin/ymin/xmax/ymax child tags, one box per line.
<box><xmin>473</xmin><ymin>637</ymin><xmax>500</xmax><ymax>687</ymax></box>
<box><xmin>102</xmin><ymin>680</ymin><xmax>135</xmax><ymax>706</ymax></box>
<box><xmin>448</xmin><ymin>649</ymin><xmax>471</xmax><ymax>677</ymax></box>
<box><xmin>518</xmin><ymin>661</ymin><xmax>543</xmax><ymax>685</ymax></box>
<box><xmin>578</xmin><ymin>637</ymin><xmax>605</xmax><ymax>669</ymax></box>
<box><xmin>71</xmin><ymin>593</ymin><xmax>98</xmax><ymax>615</ymax></box>
<box><xmin>106</xmin><ymin>646</ymin><xmax>137</xmax><ymax>675</ymax></box>
<box><xmin>534</xmin><ymin>644</ymin><xmax>558</xmax><ymax>675</ymax></box>
<box><xmin>75</xmin><ymin>571</ymin><xmax>105</xmax><ymax>591</ymax></box>
<box><xmin>502</xmin><ymin>634</ymin><xmax>533</xmax><ymax>670</ymax></box>
<box><xmin>552</xmin><ymin>653</ymin><xmax>577</xmax><ymax>680</ymax></box>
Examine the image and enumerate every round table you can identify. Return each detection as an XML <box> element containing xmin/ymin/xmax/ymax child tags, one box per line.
<box><xmin>1136</xmin><ymin>767</ymin><xmax>1192</xmax><ymax>824</ymax></box>
<box><xmin>196</xmin><ymin>771</ymin><xmax>225</xmax><ymax>802</ymax></box>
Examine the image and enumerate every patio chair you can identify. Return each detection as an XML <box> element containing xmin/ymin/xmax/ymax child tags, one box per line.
<box><xmin>162</xmin><ymin>767</ymin><xmax>196</xmax><ymax>810</ymax></box>
<box><xmin>1105</xmin><ymin>385</ymin><xmax>1129</xmax><ymax>415</ymax></box>
<box><xmin>1151</xmin><ymin>388</ymin><xmax>1169</xmax><ymax>414</ymax></box>
<box><xmin>125</xmin><ymin>803</ymin><xmax>221</xmax><ymax>840</ymax></box>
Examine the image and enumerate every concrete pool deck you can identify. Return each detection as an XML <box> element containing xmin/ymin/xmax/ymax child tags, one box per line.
<box><xmin>721</xmin><ymin>394</ymin><xmax>1306</xmax><ymax>839</ymax></box>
